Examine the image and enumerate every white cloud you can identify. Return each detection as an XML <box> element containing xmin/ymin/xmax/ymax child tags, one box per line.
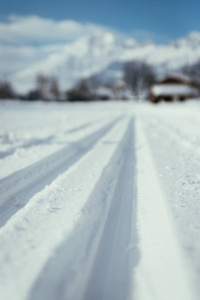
<box><xmin>0</xmin><ymin>15</ymin><xmax>107</xmax><ymax>79</ymax></box>
<box><xmin>0</xmin><ymin>15</ymin><xmax>105</xmax><ymax>44</ymax></box>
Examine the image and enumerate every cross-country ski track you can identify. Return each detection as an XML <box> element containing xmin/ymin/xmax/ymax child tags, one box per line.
<box><xmin>0</xmin><ymin>100</ymin><xmax>200</xmax><ymax>300</ymax></box>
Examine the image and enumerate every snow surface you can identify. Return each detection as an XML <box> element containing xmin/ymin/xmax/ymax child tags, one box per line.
<box><xmin>0</xmin><ymin>99</ymin><xmax>200</xmax><ymax>300</ymax></box>
<box><xmin>151</xmin><ymin>84</ymin><xmax>198</xmax><ymax>96</ymax></box>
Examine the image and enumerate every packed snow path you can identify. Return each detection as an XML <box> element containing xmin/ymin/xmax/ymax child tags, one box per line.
<box><xmin>0</xmin><ymin>100</ymin><xmax>200</xmax><ymax>300</ymax></box>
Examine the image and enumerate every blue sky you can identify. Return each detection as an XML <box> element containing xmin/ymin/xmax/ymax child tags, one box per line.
<box><xmin>0</xmin><ymin>0</ymin><xmax>200</xmax><ymax>43</ymax></box>
<box><xmin>0</xmin><ymin>0</ymin><xmax>199</xmax><ymax>81</ymax></box>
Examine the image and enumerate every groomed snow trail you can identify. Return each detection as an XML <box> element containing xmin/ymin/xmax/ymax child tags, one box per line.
<box><xmin>134</xmin><ymin>118</ymin><xmax>196</xmax><ymax>300</ymax></box>
<box><xmin>0</xmin><ymin>116</ymin><xmax>123</xmax><ymax>226</ymax></box>
<box><xmin>28</xmin><ymin>119</ymin><xmax>137</xmax><ymax>300</ymax></box>
<box><xmin>0</xmin><ymin>101</ymin><xmax>200</xmax><ymax>300</ymax></box>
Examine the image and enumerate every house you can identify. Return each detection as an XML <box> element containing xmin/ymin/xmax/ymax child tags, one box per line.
<box><xmin>150</xmin><ymin>75</ymin><xmax>198</xmax><ymax>103</ymax></box>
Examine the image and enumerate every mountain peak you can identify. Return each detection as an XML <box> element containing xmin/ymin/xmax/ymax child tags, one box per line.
<box><xmin>172</xmin><ymin>31</ymin><xmax>200</xmax><ymax>48</ymax></box>
<box><xmin>11</xmin><ymin>30</ymin><xmax>200</xmax><ymax>93</ymax></box>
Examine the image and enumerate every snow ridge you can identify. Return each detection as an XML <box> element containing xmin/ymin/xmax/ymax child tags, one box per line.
<box><xmin>12</xmin><ymin>30</ymin><xmax>200</xmax><ymax>92</ymax></box>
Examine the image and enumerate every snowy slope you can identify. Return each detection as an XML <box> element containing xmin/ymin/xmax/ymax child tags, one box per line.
<box><xmin>12</xmin><ymin>31</ymin><xmax>138</xmax><ymax>93</ymax></box>
<box><xmin>1</xmin><ymin>100</ymin><xmax>200</xmax><ymax>300</ymax></box>
<box><xmin>12</xmin><ymin>30</ymin><xmax>200</xmax><ymax>93</ymax></box>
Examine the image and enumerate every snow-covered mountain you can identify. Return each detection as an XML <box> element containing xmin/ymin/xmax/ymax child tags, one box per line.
<box><xmin>12</xmin><ymin>30</ymin><xmax>200</xmax><ymax>93</ymax></box>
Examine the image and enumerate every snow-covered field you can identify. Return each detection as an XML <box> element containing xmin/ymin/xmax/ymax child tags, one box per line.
<box><xmin>0</xmin><ymin>99</ymin><xmax>200</xmax><ymax>300</ymax></box>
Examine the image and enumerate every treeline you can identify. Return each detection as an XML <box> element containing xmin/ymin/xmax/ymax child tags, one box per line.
<box><xmin>0</xmin><ymin>81</ymin><xmax>15</xmax><ymax>99</ymax></box>
<box><xmin>25</xmin><ymin>74</ymin><xmax>60</xmax><ymax>101</ymax></box>
<box><xmin>67</xmin><ymin>60</ymin><xmax>156</xmax><ymax>101</ymax></box>
<box><xmin>0</xmin><ymin>60</ymin><xmax>156</xmax><ymax>101</ymax></box>
<box><xmin>181</xmin><ymin>61</ymin><xmax>200</xmax><ymax>94</ymax></box>
<box><xmin>1</xmin><ymin>59</ymin><xmax>200</xmax><ymax>101</ymax></box>
<box><xmin>0</xmin><ymin>73</ymin><xmax>60</xmax><ymax>101</ymax></box>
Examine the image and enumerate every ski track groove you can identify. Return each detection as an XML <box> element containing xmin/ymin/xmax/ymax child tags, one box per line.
<box><xmin>145</xmin><ymin>116</ymin><xmax>200</xmax><ymax>157</ymax></box>
<box><xmin>0</xmin><ymin>116</ymin><xmax>123</xmax><ymax>227</ymax></box>
<box><xmin>0</xmin><ymin>120</ymin><xmax>98</xmax><ymax>160</ymax></box>
<box><xmin>27</xmin><ymin>118</ymin><xmax>138</xmax><ymax>300</ymax></box>
<box><xmin>139</xmin><ymin>116</ymin><xmax>200</xmax><ymax>297</ymax></box>
<box><xmin>0</xmin><ymin>135</ymin><xmax>55</xmax><ymax>160</ymax></box>
<box><xmin>0</xmin><ymin>114</ymin><xmax>132</xmax><ymax>300</ymax></box>
<box><xmin>1</xmin><ymin>103</ymin><xmax>199</xmax><ymax>300</ymax></box>
<box><xmin>134</xmin><ymin>118</ymin><xmax>197</xmax><ymax>300</ymax></box>
<box><xmin>65</xmin><ymin>120</ymin><xmax>97</xmax><ymax>134</ymax></box>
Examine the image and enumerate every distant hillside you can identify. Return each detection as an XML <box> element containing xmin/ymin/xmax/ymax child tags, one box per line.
<box><xmin>12</xmin><ymin>30</ymin><xmax>200</xmax><ymax>93</ymax></box>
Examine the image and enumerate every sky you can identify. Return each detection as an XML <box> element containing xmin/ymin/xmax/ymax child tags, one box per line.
<box><xmin>0</xmin><ymin>0</ymin><xmax>200</xmax><ymax>42</ymax></box>
<box><xmin>0</xmin><ymin>0</ymin><xmax>199</xmax><ymax>84</ymax></box>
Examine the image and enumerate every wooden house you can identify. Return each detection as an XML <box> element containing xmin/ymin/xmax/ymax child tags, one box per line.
<box><xmin>150</xmin><ymin>75</ymin><xmax>198</xmax><ymax>103</ymax></box>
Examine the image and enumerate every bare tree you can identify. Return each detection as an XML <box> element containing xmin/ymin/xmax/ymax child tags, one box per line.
<box><xmin>36</xmin><ymin>73</ymin><xmax>51</xmax><ymax>100</ymax></box>
<box><xmin>181</xmin><ymin>61</ymin><xmax>200</xmax><ymax>95</ymax></box>
<box><xmin>35</xmin><ymin>73</ymin><xmax>60</xmax><ymax>100</ymax></box>
<box><xmin>0</xmin><ymin>81</ymin><xmax>15</xmax><ymax>99</ymax></box>
<box><xmin>49</xmin><ymin>77</ymin><xmax>60</xmax><ymax>100</ymax></box>
<box><xmin>124</xmin><ymin>60</ymin><xmax>156</xmax><ymax>98</ymax></box>
<box><xmin>66</xmin><ymin>79</ymin><xmax>92</xmax><ymax>101</ymax></box>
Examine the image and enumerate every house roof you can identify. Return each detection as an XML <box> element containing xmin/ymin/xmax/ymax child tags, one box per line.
<box><xmin>158</xmin><ymin>73</ymin><xmax>191</xmax><ymax>85</ymax></box>
<box><xmin>160</xmin><ymin>77</ymin><xmax>187</xmax><ymax>85</ymax></box>
<box><xmin>151</xmin><ymin>84</ymin><xmax>198</xmax><ymax>96</ymax></box>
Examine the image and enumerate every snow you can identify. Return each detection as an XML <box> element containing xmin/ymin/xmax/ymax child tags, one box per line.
<box><xmin>134</xmin><ymin>119</ymin><xmax>196</xmax><ymax>300</ymax></box>
<box><xmin>151</xmin><ymin>84</ymin><xmax>198</xmax><ymax>96</ymax></box>
<box><xmin>0</xmin><ymin>99</ymin><xmax>200</xmax><ymax>300</ymax></box>
<box><xmin>11</xmin><ymin>30</ymin><xmax>200</xmax><ymax>93</ymax></box>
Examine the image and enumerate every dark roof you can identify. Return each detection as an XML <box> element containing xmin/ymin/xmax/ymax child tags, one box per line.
<box><xmin>160</xmin><ymin>76</ymin><xmax>187</xmax><ymax>85</ymax></box>
<box><xmin>158</xmin><ymin>74</ymin><xmax>190</xmax><ymax>85</ymax></box>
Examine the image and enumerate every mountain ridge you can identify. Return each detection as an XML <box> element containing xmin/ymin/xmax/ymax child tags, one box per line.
<box><xmin>12</xmin><ymin>30</ymin><xmax>200</xmax><ymax>93</ymax></box>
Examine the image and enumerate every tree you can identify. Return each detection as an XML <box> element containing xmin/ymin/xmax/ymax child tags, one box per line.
<box><xmin>66</xmin><ymin>79</ymin><xmax>93</xmax><ymax>101</ymax></box>
<box><xmin>124</xmin><ymin>60</ymin><xmax>156</xmax><ymax>99</ymax></box>
<box><xmin>49</xmin><ymin>77</ymin><xmax>60</xmax><ymax>100</ymax></box>
<box><xmin>35</xmin><ymin>73</ymin><xmax>60</xmax><ymax>101</ymax></box>
<box><xmin>181</xmin><ymin>61</ymin><xmax>200</xmax><ymax>95</ymax></box>
<box><xmin>36</xmin><ymin>73</ymin><xmax>49</xmax><ymax>100</ymax></box>
<box><xmin>0</xmin><ymin>81</ymin><xmax>15</xmax><ymax>99</ymax></box>
<box><xmin>26</xmin><ymin>89</ymin><xmax>42</xmax><ymax>101</ymax></box>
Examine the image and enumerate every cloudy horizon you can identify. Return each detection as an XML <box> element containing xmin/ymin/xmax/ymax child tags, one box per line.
<box><xmin>0</xmin><ymin>14</ymin><xmax>199</xmax><ymax>81</ymax></box>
